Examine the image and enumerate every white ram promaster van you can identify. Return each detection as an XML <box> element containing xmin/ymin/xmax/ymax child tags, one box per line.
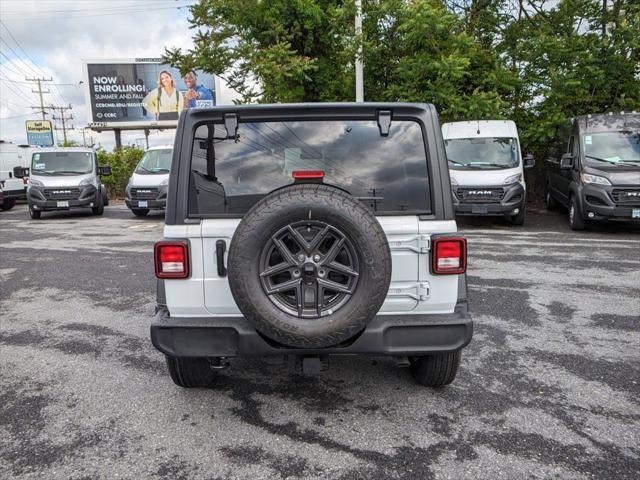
<box><xmin>442</xmin><ymin>120</ymin><xmax>535</xmax><ymax>225</ymax></box>
<box><xmin>125</xmin><ymin>145</ymin><xmax>172</xmax><ymax>217</ymax></box>
<box><xmin>26</xmin><ymin>147</ymin><xmax>111</xmax><ymax>219</ymax></box>
<box><xmin>0</xmin><ymin>141</ymin><xmax>31</xmax><ymax>210</ymax></box>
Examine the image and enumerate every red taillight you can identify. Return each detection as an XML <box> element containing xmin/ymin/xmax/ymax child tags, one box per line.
<box><xmin>155</xmin><ymin>241</ymin><xmax>189</xmax><ymax>279</ymax></box>
<box><xmin>432</xmin><ymin>237</ymin><xmax>466</xmax><ymax>275</ymax></box>
<box><xmin>292</xmin><ymin>170</ymin><xmax>324</xmax><ymax>179</ymax></box>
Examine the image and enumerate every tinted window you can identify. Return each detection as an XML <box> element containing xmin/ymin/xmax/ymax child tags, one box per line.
<box><xmin>445</xmin><ymin>137</ymin><xmax>519</xmax><ymax>170</ymax></box>
<box><xmin>188</xmin><ymin>120</ymin><xmax>431</xmax><ymax>215</ymax></box>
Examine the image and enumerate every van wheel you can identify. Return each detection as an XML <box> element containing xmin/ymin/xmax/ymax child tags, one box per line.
<box><xmin>545</xmin><ymin>187</ymin><xmax>559</xmax><ymax>210</ymax></box>
<box><xmin>29</xmin><ymin>204</ymin><xmax>41</xmax><ymax>219</ymax></box>
<box><xmin>165</xmin><ymin>356</ymin><xmax>217</xmax><ymax>388</ymax></box>
<box><xmin>92</xmin><ymin>193</ymin><xmax>105</xmax><ymax>215</ymax></box>
<box><xmin>569</xmin><ymin>196</ymin><xmax>585</xmax><ymax>231</ymax></box>
<box><xmin>507</xmin><ymin>206</ymin><xmax>526</xmax><ymax>226</ymax></box>
<box><xmin>1</xmin><ymin>198</ymin><xmax>16</xmax><ymax>210</ymax></box>
<box><xmin>131</xmin><ymin>208</ymin><xmax>149</xmax><ymax>217</ymax></box>
<box><xmin>410</xmin><ymin>351</ymin><xmax>461</xmax><ymax>387</ymax></box>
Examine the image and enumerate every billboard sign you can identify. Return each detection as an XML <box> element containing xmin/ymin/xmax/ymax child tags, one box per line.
<box><xmin>25</xmin><ymin>120</ymin><xmax>54</xmax><ymax>146</ymax></box>
<box><xmin>83</xmin><ymin>58</ymin><xmax>219</xmax><ymax>129</ymax></box>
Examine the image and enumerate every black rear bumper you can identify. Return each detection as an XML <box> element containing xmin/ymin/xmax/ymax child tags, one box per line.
<box><xmin>150</xmin><ymin>303</ymin><xmax>473</xmax><ymax>357</ymax></box>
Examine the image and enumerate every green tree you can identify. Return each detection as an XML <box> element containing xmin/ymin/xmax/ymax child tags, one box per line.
<box><xmin>97</xmin><ymin>146</ymin><xmax>144</xmax><ymax>197</ymax></box>
<box><xmin>363</xmin><ymin>0</ymin><xmax>518</xmax><ymax>121</ymax></box>
<box><xmin>164</xmin><ymin>0</ymin><xmax>356</xmax><ymax>103</ymax></box>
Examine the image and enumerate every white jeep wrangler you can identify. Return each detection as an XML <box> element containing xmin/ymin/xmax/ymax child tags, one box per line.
<box><xmin>151</xmin><ymin>103</ymin><xmax>472</xmax><ymax>388</ymax></box>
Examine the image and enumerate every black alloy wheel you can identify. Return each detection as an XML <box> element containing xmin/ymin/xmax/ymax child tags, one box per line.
<box><xmin>259</xmin><ymin>220</ymin><xmax>359</xmax><ymax>319</ymax></box>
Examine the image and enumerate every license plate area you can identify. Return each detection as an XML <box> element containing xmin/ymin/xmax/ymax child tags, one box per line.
<box><xmin>57</xmin><ymin>201</ymin><xmax>69</xmax><ymax>208</ymax></box>
<box><xmin>138</xmin><ymin>200</ymin><xmax>148</xmax><ymax>208</ymax></box>
<box><xmin>632</xmin><ymin>209</ymin><xmax>640</xmax><ymax>219</ymax></box>
<box><xmin>472</xmin><ymin>205</ymin><xmax>488</xmax><ymax>214</ymax></box>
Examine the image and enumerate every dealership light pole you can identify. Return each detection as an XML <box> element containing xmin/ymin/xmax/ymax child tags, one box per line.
<box><xmin>355</xmin><ymin>0</ymin><xmax>364</xmax><ymax>102</ymax></box>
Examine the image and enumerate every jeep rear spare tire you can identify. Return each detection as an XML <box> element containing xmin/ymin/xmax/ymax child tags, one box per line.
<box><xmin>228</xmin><ymin>184</ymin><xmax>392</xmax><ymax>348</ymax></box>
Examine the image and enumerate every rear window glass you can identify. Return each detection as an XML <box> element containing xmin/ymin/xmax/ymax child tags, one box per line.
<box><xmin>188</xmin><ymin>119</ymin><xmax>431</xmax><ymax>216</ymax></box>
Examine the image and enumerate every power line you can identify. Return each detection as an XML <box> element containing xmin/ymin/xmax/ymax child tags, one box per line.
<box><xmin>0</xmin><ymin>21</ymin><xmax>68</xmax><ymax>106</ymax></box>
<box><xmin>0</xmin><ymin>4</ymin><xmax>194</xmax><ymax>21</ymax></box>
<box><xmin>1</xmin><ymin>1</ymin><xmax>189</xmax><ymax>15</ymax></box>
<box><xmin>0</xmin><ymin>79</ymin><xmax>34</xmax><ymax>109</ymax></box>
<box><xmin>0</xmin><ymin>75</ymin><xmax>80</xmax><ymax>86</ymax></box>
<box><xmin>0</xmin><ymin>113</ymin><xmax>33</xmax><ymax>120</ymax></box>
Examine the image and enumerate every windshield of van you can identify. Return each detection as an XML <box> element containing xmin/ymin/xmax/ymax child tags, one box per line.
<box><xmin>583</xmin><ymin>131</ymin><xmax>640</xmax><ymax>166</ymax></box>
<box><xmin>136</xmin><ymin>149</ymin><xmax>172</xmax><ymax>174</ymax></box>
<box><xmin>188</xmin><ymin>119</ymin><xmax>431</xmax><ymax>215</ymax></box>
<box><xmin>31</xmin><ymin>151</ymin><xmax>94</xmax><ymax>175</ymax></box>
<box><xmin>445</xmin><ymin>137</ymin><xmax>519</xmax><ymax>170</ymax></box>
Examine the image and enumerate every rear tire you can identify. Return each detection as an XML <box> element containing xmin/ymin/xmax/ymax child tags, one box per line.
<box><xmin>1</xmin><ymin>198</ymin><xmax>16</xmax><ymax>210</ymax></box>
<box><xmin>410</xmin><ymin>351</ymin><xmax>461</xmax><ymax>387</ymax></box>
<box><xmin>165</xmin><ymin>356</ymin><xmax>217</xmax><ymax>388</ymax></box>
<box><xmin>131</xmin><ymin>208</ymin><xmax>149</xmax><ymax>217</ymax></box>
<box><xmin>569</xmin><ymin>196</ymin><xmax>585</xmax><ymax>231</ymax></box>
<box><xmin>28</xmin><ymin>204</ymin><xmax>41</xmax><ymax>219</ymax></box>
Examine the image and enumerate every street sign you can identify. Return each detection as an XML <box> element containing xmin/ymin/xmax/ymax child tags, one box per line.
<box><xmin>25</xmin><ymin>120</ymin><xmax>54</xmax><ymax>146</ymax></box>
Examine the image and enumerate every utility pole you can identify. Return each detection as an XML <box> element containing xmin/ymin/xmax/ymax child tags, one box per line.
<box><xmin>26</xmin><ymin>76</ymin><xmax>52</xmax><ymax>120</ymax></box>
<box><xmin>49</xmin><ymin>104</ymin><xmax>74</xmax><ymax>144</ymax></box>
<box><xmin>355</xmin><ymin>0</ymin><xmax>364</xmax><ymax>102</ymax></box>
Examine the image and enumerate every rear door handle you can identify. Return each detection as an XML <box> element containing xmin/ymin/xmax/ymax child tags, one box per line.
<box><xmin>216</xmin><ymin>240</ymin><xmax>227</xmax><ymax>277</ymax></box>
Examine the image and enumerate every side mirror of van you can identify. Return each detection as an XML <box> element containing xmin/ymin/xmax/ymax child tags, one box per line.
<box><xmin>13</xmin><ymin>166</ymin><xmax>29</xmax><ymax>178</ymax></box>
<box><xmin>560</xmin><ymin>153</ymin><xmax>574</xmax><ymax>170</ymax></box>
<box><xmin>523</xmin><ymin>154</ymin><xmax>535</xmax><ymax>169</ymax></box>
<box><xmin>98</xmin><ymin>166</ymin><xmax>112</xmax><ymax>176</ymax></box>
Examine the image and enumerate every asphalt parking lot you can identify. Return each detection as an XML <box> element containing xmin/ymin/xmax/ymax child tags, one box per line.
<box><xmin>1</xmin><ymin>203</ymin><xmax>639</xmax><ymax>480</ymax></box>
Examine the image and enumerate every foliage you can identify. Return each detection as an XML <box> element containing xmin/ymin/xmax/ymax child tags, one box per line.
<box><xmin>97</xmin><ymin>146</ymin><xmax>144</xmax><ymax>197</ymax></box>
<box><xmin>165</xmin><ymin>0</ymin><xmax>640</xmax><ymax>198</ymax></box>
<box><xmin>164</xmin><ymin>0</ymin><xmax>357</xmax><ymax>103</ymax></box>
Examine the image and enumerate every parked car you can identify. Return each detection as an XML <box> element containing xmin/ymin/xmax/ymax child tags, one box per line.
<box><xmin>26</xmin><ymin>147</ymin><xmax>111</xmax><ymax>219</ymax></box>
<box><xmin>545</xmin><ymin>112</ymin><xmax>640</xmax><ymax>230</ymax></box>
<box><xmin>442</xmin><ymin>120</ymin><xmax>535</xmax><ymax>225</ymax></box>
<box><xmin>125</xmin><ymin>145</ymin><xmax>173</xmax><ymax>217</ymax></box>
<box><xmin>151</xmin><ymin>103</ymin><xmax>472</xmax><ymax>388</ymax></box>
<box><xmin>0</xmin><ymin>140</ymin><xmax>32</xmax><ymax>209</ymax></box>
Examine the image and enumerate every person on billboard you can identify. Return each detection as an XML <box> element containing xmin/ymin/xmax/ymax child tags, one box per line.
<box><xmin>182</xmin><ymin>70</ymin><xmax>214</xmax><ymax>108</ymax></box>
<box><xmin>141</xmin><ymin>70</ymin><xmax>183</xmax><ymax>120</ymax></box>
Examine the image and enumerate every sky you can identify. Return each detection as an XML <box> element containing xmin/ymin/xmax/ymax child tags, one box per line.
<box><xmin>0</xmin><ymin>0</ymin><xmax>238</xmax><ymax>150</ymax></box>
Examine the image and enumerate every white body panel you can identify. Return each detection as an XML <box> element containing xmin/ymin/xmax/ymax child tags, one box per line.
<box><xmin>0</xmin><ymin>142</ymin><xmax>32</xmax><ymax>182</ymax></box>
<box><xmin>129</xmin><ymin>171</ymin><xmax>169</xmax><ymax>188</ymax></box>
<box><xmin>127</xmin><ymin>145</ymin><xmax>172</xmax><ymax>189</ymax></box>
<box><xmin>165</xmin><ymin>215</ymin><xmax>461</xmax><ymax>318</ymax></box>
<box><xmin>442</xmin><ymin>120</ymin><xmax>526</xmax><ymax>190</ymax></box>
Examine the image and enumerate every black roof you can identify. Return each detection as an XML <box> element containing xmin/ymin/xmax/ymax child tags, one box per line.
<box><xmin>576</xmin><ymin>112</ymin><xmax>640</xmax><ymax>133</ymax></box>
